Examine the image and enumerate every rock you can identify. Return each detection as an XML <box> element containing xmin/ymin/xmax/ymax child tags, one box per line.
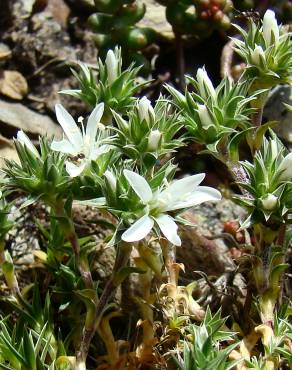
<box><xmin>45</xmin><ymin>0</ymin><xmax>70</xmax><ymax>28</ymax></box>
<box><xmin>0</xmin><ymin>99</ymin><xmax>62</xmax><ymax>138</ymax></box>
<box><xmin>264</xmin><ymin>85</ymin><xmax>292</xmax><ymax>148</ymax></box>
<box><xmin>0</xmin><ymin>43</ymin><xmax>12</xmax><ymax>61</ymax></box>
<box><xmin>177</xmin><ymin>198</ymin><xmax>246</xmax><ymax>282</ymax></box>
<box><xmin>137</xmin><ymin>0</ymin><xmax>174</xmax><ymax>41</ymax></box>
<box><xmin>0</xmin><ymin>70</ymin><xmax>28</xmax><ymax>100</ymax></box>
<box><xmin>0</xmin><ymin>134</ymin><xmax>18</xmax><ymax>167</ymax></box>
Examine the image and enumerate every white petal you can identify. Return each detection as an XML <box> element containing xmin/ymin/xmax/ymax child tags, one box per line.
<box><xmin>122</xmin><ymin>215</ymin><xmax>154</xmax><ymax>242</ymax></box>
<box><xmin>123</xmin><ymin>170</ymin><xmax>153</xmax><ymax>203</ymax></box>
<box><xmin>161</xmin><ymin>174</ymin><xmax>205</xmax><ymax>203</ymax></box>
<box><xmin>90</xmin><ymin>144</ymin><xmax>110</xmax><ymax>160</ymax></box>
<box><xmin>51</xmin><ymin>138</ymin><xmax>78</xmax><ymax>155</ymax></box>
<box><xmin>65</xmin><ymin>161</ymin><xmax>86</xmax><ymax>177</ymax></box>
<box><xmin>55</xmin><ymin>104</ymin><xmax>83</xmax><ymax>150</ymax></box>
<box><xmin>86</xmin><ymin>103</ymin><xmax>105</xmax><ymax>149</ymax></box>
<box><xmin>279</xmin><ymin>152</ymin><xmax>292</xmax><ymax>181</ymax></box>
<box><xmin>166</xmin><ymin>186</ymin><xmax>222</xmax><ymax>211</ymax></box>
<box><xmin>17</xmin><ymin>130</ymin><xmax>40</xmax><ymax>157</ymax></box>
<box><xmin>155</xmin><ymin>214</ymin><xmax>181</xmax><ymax>246</ymax></box>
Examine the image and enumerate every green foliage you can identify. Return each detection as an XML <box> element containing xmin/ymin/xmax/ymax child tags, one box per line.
<box><xmin>233</xmin><ymin>11</ymin><xmax>292</xmax><ymax>89</ymax></box>
<box><xmin>61</xmin><ymin>47</ymin><xmax>147</xmax><ymax>121</ymax></box>
<box><xmin>233</xmin><ymin>134</ymin><xmax>292</xmax><ymax>228</ymax></box>
<box><xmin>172</xmin><ymin>308</ymin><xmax>240</xmax><ymax>370</ymax></box>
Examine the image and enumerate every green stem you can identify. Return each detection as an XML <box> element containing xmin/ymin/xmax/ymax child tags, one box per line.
<box><xmin>76</xmin><ymin>242</ymin><xmax>132</xmax><ymax>367</ymax></box>
<box><xmin>53</xmin><ymin>201</ymin><xmax>94</xmax><ymax>290</ymax></box>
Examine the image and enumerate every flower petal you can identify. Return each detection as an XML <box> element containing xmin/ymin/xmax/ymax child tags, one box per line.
<box><xmin>166</xmin><ymin>186</ymin><xmax>221</xmax><ymax>211</ymax></box>
<box><xmin>123</xmin><ymin>170</ymin><xmax>153</xmax><ymax>203</ymax></box>
<box><xmin>90</xmin><ymin>144</ymin><xmax>110</xmax><ymax>160</ymax></box>
<box><xmin>17</xmin><ymin>130</ymin><xmax>40</xmax><ymax>157</ymax></box>
<box><xmin>51</xmin><ymin>138</ymin><xmax>78</xmax><ymax>155</ymax></box>
<box><xmin>122</xmin><ymin>215</ymin><xmax>154</xmax><ymax>242</ymax></box>
<box><xmin>55</xmin><ymin>104</ymin><xmax>83</xmax><ymax>150</ymax></box>
<box><xmin>160</xmin><ymin>174</ymin><xmax>205</xmax><ymax>204</ymax></box>
<box><xmin>279</xmin><ymin>152</ymin><xmax>292</xmax><ymax>181</ymax></box>
<box><xmin>65</xmin><ymin>160</ymin><xmax>86</xmax><ymax>177</ymax></box>
<box><xmin>155</xmin><ymin>214</ymin><xmax>181</xmax><ymax>246</ymax></box>
<box><xmin>86</xmin><ymin>103</ymin><xmax>105</xmax><ymax>149</ymax></box>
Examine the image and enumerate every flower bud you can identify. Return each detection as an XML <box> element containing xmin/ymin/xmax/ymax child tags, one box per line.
<box><xmin>137</xmin><ymin>97</ymin><xmax>155</xmax><ymax>125</ymax></box>
<box><xmin>260</xmin><ymin>193</ymin><xmax>278</xmax><ymax>211</ymax></box>
<box><xmin>196</xmin><ymin>68</ymin><xmax>216</xmax><ymax>101</ymax></box>
<box><xmin>263</xmin><ymin>9</ymin><xmax>279</xmax><ymax>47</ymax></box>
<box><xmin>251</xmin><ymin>45</ymin><xmax>265</xmax><ymax>65</ymax></box>
<box><xmin>279</xmin><ymin>152</ymin><xmax>292</xmax><ymax>181</ymax></box>
<box><xmin>147</xmin><ymin>129</ymin><xmax>162</xmax><ymax>151</ymax></box>
<box><xmin>197</xmin><ymin>104</ymin><xmax>213</xmax><ymax>129</ymax></box>
<box><xmin>105</xmin><ymin>49</ymin><xmax>118</xmax><ymax>85</ymax></box>
<box><xmin>104</xmin><ymin>170</ymin><xmax>117</xmax><ymax>193</ymax></box>
<box><xmin>17</xmin><ymin>130</ymin><xmax>40</xmax><ymax>157</ymax></box>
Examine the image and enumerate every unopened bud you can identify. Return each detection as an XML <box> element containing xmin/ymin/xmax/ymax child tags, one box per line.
<box><xmin>137</xmin><ymin>97</ymin><xmax>155</xmax><ymax>125</ymax></box>
<box><xmin>147</xmin><ymin>130</ymin><xmax>162</xmax><ymax>151</ymax></box>
<box><xmin>263</xmin><ymin>9</ymin><xmax>279</xmax><ymax>47</ymax></box>
<box><xmin>105</xmin><ymin>49</ymin><xmax>118</xmax><ymax>85</ymax></box>
<box><xmin>251</xmin><ymin>45</ymin><xmax>266</xmax><ymax>65</ymax></box>
<box><xmin>279</xmin><ymin>152</ymin><xmax>292</xmax><ymax>181</ymax></box>
<box><xmin>196</xmin><ymin>68</ymin><xmax>216</xmax><ymax>101</ymax></box>
<box><xmin>104</xmin><ymin>170</ymin><xmax>117</xmax><ymax>193</ymax></box>
<box><xmin>197</xmin><ymin>104</ymin><xmax>213</xmax><ymax>129</ymax></box>
<box><xmin>261</xmin><ymin>193</ymin><xmax>278</xmax><ymax>211</ymax></box>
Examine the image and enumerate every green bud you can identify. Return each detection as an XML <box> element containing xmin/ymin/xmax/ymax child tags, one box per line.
<box><xmin>260</xmin><ymin>193</ymin><xmax>278</xmax><ymax>211</ymax></box>
<box><xmin>147</xmin><ymin>129</ymin><xmax>162</xmax><ymax>151</ymax></box>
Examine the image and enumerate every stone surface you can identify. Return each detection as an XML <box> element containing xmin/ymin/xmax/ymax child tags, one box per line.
<box><xmin>264</xmin><ymin>85</ymin><xmax>292</xmax><ymax>148</ymax></box>
<box><xmin>0</xmin><ymin>99</ymin><xmax>62</xmax><ymax>138</ymax></box>
<box><xmin>0</xmin><ymin>43</ymin><xmax>12</xmax><ymax>61</ymax></box>
<box><xmin>137</xmin><ymin>0</ymin><xmax>174</xmax><ymax>41</ymax></box>
<box><xmin>0</xmin><ymin>70</ymin><xmax>28</xmax><ymax>100</ymax></box>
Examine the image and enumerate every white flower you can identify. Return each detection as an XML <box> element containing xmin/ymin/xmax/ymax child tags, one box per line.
<box><xmin>196</xmin><ymin>68</ymin><xmax>216</xmax><ymax>101</ymax></box>
<box><xmin>251</xmin><ymin>45</ymin><xmax>266</xmax><ymax>65</ymax></box>
<box><xmin>105</xmin><ymin>49</ymin><xmax>118</xmax><ymax>84</ymax></box>
<box><xmin>279</xmin><ymin>152</ymin><xmax>292</xmax><ymax>181</ymax></box>
<box><xmin>137</xmin><ymin>97</ymin><xmax>155</xmax><ymax>124</ymax></box>
<box><xmin>261</xmin><ymin>193</ymin><xmax>278</xmax><ymax>210</ymax></box>
<box><xmin>147</xmin><ymin>129</ymin><xmax>162</xmax><ymax>151</ymax></box>
<box><xmin>197</xmin><ymin>104</ymin><xmax>213</xmax><ymax>129</ymax></box>
<box><xmin>17</xmin><ymin>130</ymin><xmax>40</xmax><ymax>158</ymax></box>
<box><xmin>122</xmin><ymin>170</ymin><xmax>221</xmax><ymax>246</ymax></box>
<box><xmin>51</xmin><ymin>103</ymin><xmax>109</xmax><ymax>177</ymax></box>
<box><xmin>263</xmin><ymin>9</ymin><xmax>279</xmax><ymax>47</ymax></box>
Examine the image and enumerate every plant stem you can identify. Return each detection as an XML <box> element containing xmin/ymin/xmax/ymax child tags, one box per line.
<box><xmin>175</xmin><ymin>32</ymin><xmax>185</xmax><ymax>91</ymax></box>
<box><xmin>251</xmin><ymin>106</ymin><xmax>264</xmax><ymax>128</ymax></box>
<box><xmin>76</xmin><ymin>242</ymin><xmax>132</xmax><ymax>367</ymax></box>
<box><xmin>53</xmin><ymin>201</ymin><xmax>94</xmax><ymax>289</ymax></box>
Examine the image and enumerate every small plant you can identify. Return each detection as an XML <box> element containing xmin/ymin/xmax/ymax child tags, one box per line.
<box><xmin>0</xmin><ymin>8</ymin><xmax>291</xmax><ymax>370</ymax></box>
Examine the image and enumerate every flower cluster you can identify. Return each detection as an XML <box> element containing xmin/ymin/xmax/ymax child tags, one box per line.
<box><xmin>233</xmin><ymin>10</ymin><xmax>292</xmax><ymax>88</ymax></box>
<box><xmin>61</xmin><ymin>47</ymin><xmax>146</xmax><ymax>122</ymax></box>
<box><xmin>234</xmin><ymin>134</ymin><xmax>292</xmax><ymax>228</ymax></box>
<box><xmin>111</xmin><ymin>97</ymin><xmax>184</xmax><ymax>165</ymax></box>
<box><xmin>166</xmin><ymin>68</ymin><xmax>255</xmax><ymax>150</ymax></box>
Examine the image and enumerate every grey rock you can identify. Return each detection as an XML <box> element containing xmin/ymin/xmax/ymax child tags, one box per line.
<box><xmin>264</xmin><ymin>85</ymin><xmax>292</xmax><ymax>147</ymax></box>
<box><xmin>0</xmin><ymin>99</ymin><xmax>62</xmax><ymax>138</ymax></box>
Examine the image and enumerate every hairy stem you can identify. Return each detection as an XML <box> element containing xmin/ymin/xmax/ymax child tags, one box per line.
<box><xmin>76</xmin><ymin>242</ymin><xmax>132</xmax><ymax>367</ymax></box>
<box><xmin>53</xmin><ymin>201</ymin><xmax>94</xmax><ymax>289</ymax></box>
